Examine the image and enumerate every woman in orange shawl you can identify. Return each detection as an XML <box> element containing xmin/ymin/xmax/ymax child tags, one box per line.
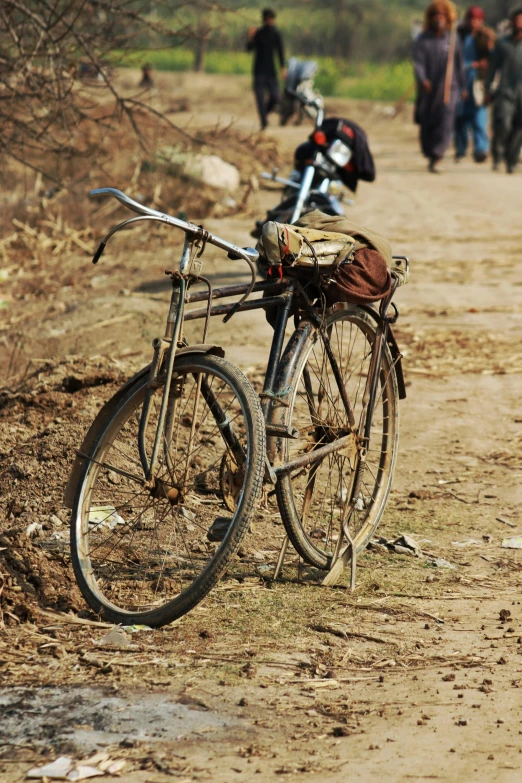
<box><xmin>413</xmin><ymin>1</ymin><xmax>467</xmax><ymax>171</ymax></box>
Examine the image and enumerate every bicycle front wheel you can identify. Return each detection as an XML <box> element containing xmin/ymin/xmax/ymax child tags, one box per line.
<box><xmin>70</xmin><ymin>354</ymin><xmax>265</xmax><ymax>627</ymax></box>
<box><xmin>272</xmin><ymin>305</ymin><xmax>399</xmax><ymax>570</ymax></box>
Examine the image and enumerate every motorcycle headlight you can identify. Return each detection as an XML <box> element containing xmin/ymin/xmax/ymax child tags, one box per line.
<box><xmin>327</xmin><ymin>139</ymin><xmax>352</xmax><ymax>168</ymax></box>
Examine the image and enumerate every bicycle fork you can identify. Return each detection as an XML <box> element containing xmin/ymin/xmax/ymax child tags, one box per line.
<box><xmin>138</xmin><ymin>274</ymin><xmax>187</xmax><ymax>483</ymax></box>
<box><xmin>138</xmin><ymin>259</ymin><xmax>246</xmax><ymax>491</ymax></box>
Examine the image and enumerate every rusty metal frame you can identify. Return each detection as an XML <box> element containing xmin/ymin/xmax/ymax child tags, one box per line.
<box><xmin>78</xmin><ymin>187</ymin><xmax>408</xmax><ymax>595</ymax></box>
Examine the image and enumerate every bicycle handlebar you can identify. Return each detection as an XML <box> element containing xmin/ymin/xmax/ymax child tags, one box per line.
<box><xmin>90</xmin><ymin>188</ymin><xmax>260</xmax><ymax>320</ymax></box>
<box><xmin>284</xmin><ymin>87</ymin><xmax>322</xmax><ymax>109</ymax></box>
<box><xmin>90</xmin><ymin>188</ymin><xmax>259</xmax><ymax>266</ymax></box>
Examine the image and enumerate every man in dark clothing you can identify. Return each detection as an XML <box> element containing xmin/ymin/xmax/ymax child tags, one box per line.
<box><xmin>247</xmin><ymin>8</ymin><xmax>285</xmax><ymax>130</ymax></box>
<box><xmin>485</xmin><ymin>5</ymin><xmax>522</xmax><ymax>173</ymax></box>
<box><xmin>413</xmin><ymin>1</ymin><xmax>466</xmax><ymax>172</ymax></box>
<box><xmin>455</xmin><ymin>7</ymin><xmax>495</xmax><ymax>163</ymax></box>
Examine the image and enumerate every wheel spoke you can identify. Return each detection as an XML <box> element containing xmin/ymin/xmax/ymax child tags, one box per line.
<box><xmin>275</xmin><ymin>308</ymin><xmax>399</xmax><ymax>570</ymax></box>
<box><xmin>72</xmin><ymin>356</ymin><xmax>264</xmax><ymax>624</ymax></box>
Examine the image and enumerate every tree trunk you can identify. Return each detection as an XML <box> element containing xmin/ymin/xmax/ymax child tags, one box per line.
<box><xmin>193</xmin><ymin>37</ymin><xmax>208</xmax><ymax>72</ymax></box>
<box><xmin>334</xmin><ymin>0</ymin><xmax>344</xmax><ymax>59</ymax></box>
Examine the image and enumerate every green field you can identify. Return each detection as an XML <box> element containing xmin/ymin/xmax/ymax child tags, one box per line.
<box><xmin>113</xmin><ymin>49</ymin><xmax>415</xmax><ymax>102</ymax></box>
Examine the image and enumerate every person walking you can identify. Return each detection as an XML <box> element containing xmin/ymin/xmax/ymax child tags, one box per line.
<box><xmin>455</xmin><ymin>7</ymin><xmax>495</xmax><ymax>163</ymax></box>
<box><xmin>413</xmin><ymin>1</ymin><xmax>466</xmax><ymax>172</ymax></box>
<box><xmin>247</xmin><ymin>8</ymin><xmax>286</xmax><ymax>130</ymax></box>
<box><xmin>485</xmin><ymin>5</ymin><xmax>522</xmax><ymax>173</ymax></box>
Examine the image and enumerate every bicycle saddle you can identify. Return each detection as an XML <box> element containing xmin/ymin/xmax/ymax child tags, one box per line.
<box><xmin>257</xmin><ymin>221</ymin><xmax>356</xmax><ymax>271</ymax></box>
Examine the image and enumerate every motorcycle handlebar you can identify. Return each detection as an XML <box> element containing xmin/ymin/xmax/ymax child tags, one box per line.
<box><xmin>284</xmin><ymin>87</ymin><xmax>322</xmax><ymax>110</ymax></box>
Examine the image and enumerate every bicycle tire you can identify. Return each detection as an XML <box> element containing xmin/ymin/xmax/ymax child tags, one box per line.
<box><xmin>70</xmin><ymin>354</ymin><xmax>265</xmax><ymax>627</ymax></box>
<box><xmin>272</xmin><ymin>305</ymin><xmax>399</xmax><ymax>570</ymax></box>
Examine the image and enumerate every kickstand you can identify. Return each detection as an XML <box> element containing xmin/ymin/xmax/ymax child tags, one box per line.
<box><xmin>273</xmin><ymin>535</ymin><xmax>289</xmax><ymax>580</ymax></box>
<box><xmin>322</xmin><ymin>526</ymin><xmax>357</xmax><ymax>589</ymax></box>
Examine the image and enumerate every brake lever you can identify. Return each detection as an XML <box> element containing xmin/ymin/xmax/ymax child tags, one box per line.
<box><xmin>223</xmin><ymin>247</ymin><xmax>259</xmax><ymax>323</ymax></box>
<box><xmin>92</xmin><ymin>242</ymin><xmax>106</xmax><ymax>265</ymax></box>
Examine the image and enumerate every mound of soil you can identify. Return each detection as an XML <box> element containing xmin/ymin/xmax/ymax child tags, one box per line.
<box><xmin>0</xmin><ymin>356</ymin><xmax>135</xmax><ymax>625</ymax></box>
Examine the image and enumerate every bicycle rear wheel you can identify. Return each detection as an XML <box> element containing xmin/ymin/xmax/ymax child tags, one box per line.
<box><xmin>272</xmin><ymin>305</ymin><xmax>399</xmax><ymax>570</ymax></box>
<box><xmin>70</xmin><ymin>354</ymin><xmax>265</xmax><ymax>627</ymax></box>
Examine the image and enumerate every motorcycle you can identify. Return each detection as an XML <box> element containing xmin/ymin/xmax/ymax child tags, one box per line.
<box><xmin>279</xmin><ymin>57</ymin><xmax>319</xmax><ymax>126</ymax></box>
<box><xmin>252</xmin><ymin>88</ymin><xmax>375</xmax><ymax>239</ymax></box>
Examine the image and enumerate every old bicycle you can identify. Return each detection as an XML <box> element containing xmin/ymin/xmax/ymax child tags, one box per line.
<box><xmin>66</xmin><ymin>188</ymin><xmax>409</xmax><ymax>627</ymax></box>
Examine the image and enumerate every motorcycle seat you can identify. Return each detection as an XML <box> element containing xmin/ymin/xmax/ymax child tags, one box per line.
<box><xmin>257</xmin><ymin>221</ymin><xmax>356</xmax><ymax>271</ymax></box>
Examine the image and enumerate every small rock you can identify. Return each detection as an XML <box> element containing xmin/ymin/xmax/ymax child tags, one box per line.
<box><xmin>332</xmin><ymin>726</ymin><xmax>351</xmax><ymax>737</ymax></box>
<box><xmin>429</xmin><ymin>557</ymin><xmax>456</xmax><ymax>569</ymax></box>
<box><xmin>25</xmin><ymin>522</ymin><xmax>43</xmax><ymax>538</ymax></box>
<box><xmin>157</xmin><ymin>147</ymin><xmax>240</xmax><ymax>192</ymax></box>
<box><xmin>97</xmin><ymin>626</ymin><xmax>131</xmax><ymax>647</ymax></box>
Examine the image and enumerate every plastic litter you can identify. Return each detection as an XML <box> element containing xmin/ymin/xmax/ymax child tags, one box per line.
<box><xmin>81</xmin><ymin>754</ymin><xmax>110</xmax><ymax>767</ymax></box>
<box><xmin>106</xmin><ymin>761</ymin><xmax>126</xmax><ymax>775</ymax></box>
<box><xmin>27</xmin><ymin>756</ymin><xmax>73</xmax><ymax>779</ymax></box>
<box><xmin>427</xmin><ymin>558</ymin><xmax>456</xmax><ymax>569</ymax></box>
<box><xmin>25</xmin><ymin>522</ymin><xmax>43</xmax><ymax>538</ymax></box>
<box><xmin>26</xmin><ymin>754</ymin><xmax>125</xmax><ymax>780</ymax></box>
<box><xmin>371</xmin><ymin>534</ymin><xmax>422</xmax><ymax>557</ymax></box>
<box><xmin>88</xmin><ymin>506</ymin><xmax>125</xmax><ymax>530</ymax></box>
<box><xmin>501</xmin><ymin>536</ymin><xmax>522</xmax><ymax>549</ymax></box>
<box><xmin>392</xmin><ymin>534</ymin><xmax>422</xmax><ymax>557</ymax></box>
<box><xmin>336</xmin><ymin>487</ymin><xmax>348</xmax><ymax>505</ymax></box>
<box><xmin>451</xmin><ymin>539</ymin><xmax>482</xmax><ymax>547</ymax></box>
<box><xmin>67</xmin><ymin>767</ymin><xmax>104</xmax><ymax>781</ymax></box>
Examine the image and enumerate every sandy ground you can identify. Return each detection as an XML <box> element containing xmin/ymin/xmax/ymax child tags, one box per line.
<box><xmin>1</xmin><ymin>73</ymin><xmax>522</xmax><ymax>782</ymax></box>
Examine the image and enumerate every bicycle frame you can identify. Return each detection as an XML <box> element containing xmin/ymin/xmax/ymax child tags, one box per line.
<box><xmin>88</xmin><ymin>187</ymin><xmax>403</xmax><ymax>500</ymax></box>
<box><xmin>185</xmin><ymin>274</ymin><xmax>399</xmax><ymax>474</ymax></box>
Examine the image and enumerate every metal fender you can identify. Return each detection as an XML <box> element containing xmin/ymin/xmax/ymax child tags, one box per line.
<box><xmin>64</xmin><ymin>344</ymin><xmax>225</xmax><ymax>507</ymax></box>
<box><xmin>358</xmin><ymin>305</ymin><xmax>407</xmax><ymax>401</ymax></box>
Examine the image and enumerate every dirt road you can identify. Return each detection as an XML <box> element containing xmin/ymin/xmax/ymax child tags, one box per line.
<box><xmin>1</xmin><ymin>74</ymin><xmax>522</xmax><ymax>782</ymax></box>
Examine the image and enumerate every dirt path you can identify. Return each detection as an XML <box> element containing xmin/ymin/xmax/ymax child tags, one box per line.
<box><xmin>1</xmin><ymin>75</ymin><xmax>522</xmax><ymax>782</ymax></box>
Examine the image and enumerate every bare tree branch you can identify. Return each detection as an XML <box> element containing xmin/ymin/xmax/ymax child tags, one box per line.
<box><xmin>0</xmin><ymin>0</ymin><xmax>211</xmax><ymax>183</ymax></box>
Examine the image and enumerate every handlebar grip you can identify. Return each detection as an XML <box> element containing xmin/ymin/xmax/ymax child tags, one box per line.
<box><xmin>285</xmin><ymin>87</ymin><xmax>317</xmax><ymax>108</ymax></box>
<box><xmin>92</xmin><ymin>241</ymin><xmax>106</xmax><ymax>265</ymax></box>
<box><xmin>227</xmin><ymin>246</ymin><xmax>259</xmax><ymax>262</ymax></box>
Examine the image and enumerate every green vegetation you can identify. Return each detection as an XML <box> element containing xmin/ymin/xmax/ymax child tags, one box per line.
<box><xmin>339</xmin><ymin>61</ymin><xmax>415</xmax><ymax>102</ymax></box>
<box><xmin>114</xmin><ymin>48</ymin><xmax>414</xmax><ymax>102</ymax></box>
<box><xmin>114</xmin><ymin>0</ymin><xmax>508</xmax><ymax>102</ymax></box>
<box><xmin>112</xmin><ymin>48</ymin><xmax>251</xmax><ymax>75</ymax></box>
